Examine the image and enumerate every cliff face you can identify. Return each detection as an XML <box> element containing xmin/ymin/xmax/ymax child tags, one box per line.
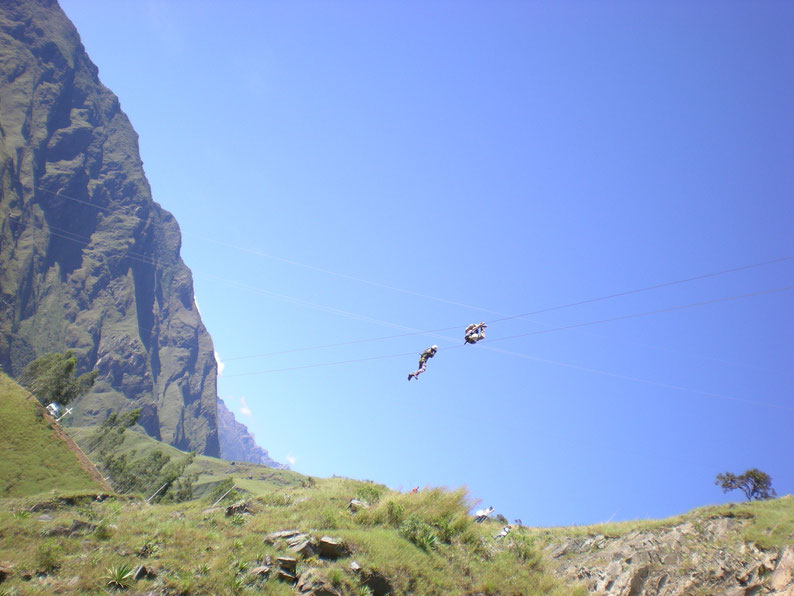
<box><xmin>217</xmin><ymin>399</ymin><xmax>287</xmax><ymax>469</ymax></box>
<box><xmin>0</xmin><ymin>0</ymin><xmax>219</xmax><ymax>456</ymax></box>
<box><xmin>542</xmin><ymin>498</ymin><xmax>794</xmax><ymax>595</ymax></box>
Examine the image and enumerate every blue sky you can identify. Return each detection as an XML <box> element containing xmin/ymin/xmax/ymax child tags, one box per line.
<box><xmin>59</xmin><ymin>0</ymin><xmax>793</xmax><ymax>527</ymax></box>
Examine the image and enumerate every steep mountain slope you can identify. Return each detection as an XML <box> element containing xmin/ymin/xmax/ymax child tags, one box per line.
<box><xmin>0</xmin><ymin>372</ymin><xmax>106</xmax><ymax>496</ymax></box>
<box><xmin>217</xmin><ymin>398</ymin><xmax>287</xmax><ymax>470</ymax></box>
<box><xmin>0</xmin><ymin>0</ymin><xmax>219</xmax><ymax>455</ymax></box>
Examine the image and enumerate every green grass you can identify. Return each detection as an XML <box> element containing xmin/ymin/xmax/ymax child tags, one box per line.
<box><xmin>68</xmin><ymin>425</ymin><xmax>305</xmax><ymax>498</ymax></box>
<box><xmin>0</xmin><ymin>478</ymin><xmax>577</xmax><ymax>595</ymax></box>
<box><xmin>703</xmin><ymin>495</ymin><xmax>794</xmax><ymax>550</ymax></box>
<box><xmin>525</xmin><ymin>495</ymin><xmax>794</xmax><ymax>552</ymax></box>
<box><xmin>0</xmin><ymin>373</ymin><xmax>104</xmax><ymax>497</ymax></box>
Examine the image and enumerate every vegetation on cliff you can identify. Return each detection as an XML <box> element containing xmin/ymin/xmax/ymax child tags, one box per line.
<box><xmin>0</xmin><ymin>0</ymin><xmax>220</xmax><ymax>456</ymax></box>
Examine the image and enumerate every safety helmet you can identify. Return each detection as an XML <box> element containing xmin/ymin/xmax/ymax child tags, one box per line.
<box><xmin>432</xmin><ymin>345</ymin><xmax>438</xmax><ymax>350</ymax></box>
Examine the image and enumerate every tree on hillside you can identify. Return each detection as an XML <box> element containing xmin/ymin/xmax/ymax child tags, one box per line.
<box><xmin>18</xmin><ymin>351</ymin><xmax>97</xmax><ymax>406</ymax></box>
<box><xmin>88</xmin><ymin>409</ymin><xmax>141</xmax><ymax>455</ymax></box>
<box><xmin>715</xmin><ymin>468</ymin><xmax>776</xmax><ymax>501</ymax></box>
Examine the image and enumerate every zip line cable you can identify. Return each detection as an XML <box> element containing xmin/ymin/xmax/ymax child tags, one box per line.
<box><xmin>39</xmin><ymin>221</ymin><xmax>794</xmax><ymax>381</ymax></box>
<box><xmin>32</xmin><ymin>184</ymin><xmax>504</xmax><ymax>315</ymax></box>
<box><xmin>196</xmin><ymin>235</ymin><xmax>507</xmax><ymax>316</ymax></box>
<box><xmin>487</xmin><ymin>255</ymin><xmax>794</xmax><ymax>323</ymax></box>
<box><xmin>223</xmin><ymin>283</ymin><xmax>794</xmax><ymax>378</ymax></box>
<box><xmin>47</xmin><ymin>217</ymin><xmax>794</xmax><ymax>379</ymax></box>
<box><xmin>220</xmin><ymin>285</ymin><xmax>794</xmax><ymax>363</ymax></box>
<box><xmin>223</xmin><ymin>335</ymin><xmax>793</xmax><ymax>413</ymax></box>
<box><xmin>45</xmin><ymin>225</ymin><xmax>479</xmax><ymax>338</ymax></box>
<box><xmin>469</xmin><ymin>343</ymin><xmax>794</xmax><ymax>412</ymax></box>
<box><xmin>482</xmin><ymin>285</ymin><xmax>794</xmax><ymax>345</ymax></box>
<box><xmin>227</xmin><ymin>340</ymin><xmax>794</xmax><ymax>412</ymax></box>
<box><xmin>29</xmin><ymin>184</ymin><xmax>794</xmax><ymax>324</ymax></box>
<box><xmin>27</xmin><ymin>187</ymin><xmax>794</xmax><ymax>401</ymax></box>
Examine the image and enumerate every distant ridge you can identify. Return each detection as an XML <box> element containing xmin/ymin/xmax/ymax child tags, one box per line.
<box><xmin>217</xmin><ymin>398</ymin><xmax>287</xmax><ymax>469</ymax></box>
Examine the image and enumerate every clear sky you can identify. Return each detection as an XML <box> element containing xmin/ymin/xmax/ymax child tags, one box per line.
<box><xmin>58</xmin><ymin>0</ymin><xmax>793</xmax><ymax>527</ymax></box>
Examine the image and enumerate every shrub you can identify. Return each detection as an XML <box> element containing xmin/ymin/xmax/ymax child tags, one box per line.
<box><xmin>95</xmin><ymin>520</ymin><xmax>114</xmax><ymax>540</ymax></box>
<box><xmin>399</xmin><ymin>514</ymin><xmax>438</xmax><ymax>551</ymax></box>
<box><xmin>208</xmin><ymin>477</ymin><xmax>239</xmax><ymax>504</ymax></box>
<box><xmin>19</xmin><ymin>350</ymin><xmax>97</xmax><ymax>406</ymax></box>
<box><xmin>137</xmin><ymin>537</ymin><xmax>160</xmax><ymax>558</ymax></box>
<box><xmin>356</xmin><ymin>483</ymin><xmax>384</xmax><ymax>505</ymax></box>
<box><xmin>329</xmin><ymin>567</ymin><xmax>344</xmax><ymax>587</ymax></box>
<box><xmin>386</xmin><ymin>500</ymin><xmax>405</xmax><ymax>526</ymax></box>
<box><xmin>509</xmin><ymin>533</ymin><xmax>541</xmax><ymax>566</ymax></box>
<box><xmin>37</xmin><ymin>539</ymin><xmax>63</xmax><ymax>572</ymax></box>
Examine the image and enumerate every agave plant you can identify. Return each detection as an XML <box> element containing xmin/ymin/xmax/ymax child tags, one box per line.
<box><xmin>416</xmin><ymin>529</ymin><xmax>437</xmax><ymax>552</ymax></box>
<box><xmin>103</xmin><ymin>562</ymin><xmax>134</xmax><ymax>589</ymax></box>
<box><xmin>230</xmin><ymin>513</ymin><xmax>245</xmax><ymax>526</ymax></box>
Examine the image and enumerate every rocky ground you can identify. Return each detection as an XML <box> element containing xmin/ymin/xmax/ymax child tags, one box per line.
<box><xmin>544</xmin><ymin>514</ymin><xmax>794</xmax><ymax>595</ymax></box>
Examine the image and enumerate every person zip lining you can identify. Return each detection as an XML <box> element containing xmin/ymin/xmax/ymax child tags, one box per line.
<box><xmin>464</xmin><ymin>322</ymin><xmax>487</xmax><ymax>344</ymax></box>
<box><xmin>407</xmin><ymin>345</ymin><xmax>438</xmax><ymax>380</ymax></box>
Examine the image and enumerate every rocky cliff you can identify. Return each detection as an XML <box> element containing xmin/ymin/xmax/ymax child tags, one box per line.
<box><xmin>541</xmin><ymin>497</ymin><xmax>794</xmax><ymax>595</ymax></box>
<box><xmin>217</xmin><ymin>398</ymin><xmax>287</xmax><ymax>469</ymax></box>
<box><xmin>0</xmin><ymin>0</ymin><xmax>219</xmax><ymax>455</ymax></box>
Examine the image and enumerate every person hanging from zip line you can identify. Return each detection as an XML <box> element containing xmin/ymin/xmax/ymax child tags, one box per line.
<box><xmin>464</xmin><ymin>322</ymin><xmax>487</xmax><ymax>344</ymax></box>
<box><xmin>407</xmin><ymin>345</ymin><xmax>438</xmax><ymax>381</ymax></box>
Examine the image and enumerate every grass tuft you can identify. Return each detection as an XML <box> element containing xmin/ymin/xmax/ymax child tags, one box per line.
<box><xmin>103</xmin><ymin>562</ymin><xmax>134</xmax><ymax>589</ymax></box>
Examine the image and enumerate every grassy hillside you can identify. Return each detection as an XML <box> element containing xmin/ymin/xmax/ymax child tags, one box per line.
<box><xmin>528</xmin><ymin>495</ymin><xmax>794</xmax><ymax>551</ymax></box>
<box><xmin>0</xmin><ymin>478</ymin><xmax>578</xmax><ymax>595</ymax></box>
<box><xmin>67</xmin><ymin>426</ymin><xmax>305</xmax><ymax>499</ymax></box>
<box><xmin>3</xmin><ymin>384</ymin><xmax>790</xmax><ymax>594</ymax></box>
<box><xmin>0</xmin><ymin>373</ymin><xmax>105</xmax><ymax>497</ymax></box>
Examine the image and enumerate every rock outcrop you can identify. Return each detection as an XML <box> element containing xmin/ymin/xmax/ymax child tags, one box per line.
<box><xmin>545</xmin><ymin>513</ymin><xmax>794</xmax><ymax>595</ymax></box>
<box><xmin>217</xmin><ymin>398</ymin><xmax>286</xmax><ymax>468</ymax></box>
<box><xmin>0</xmin><ymin>0</ymin><xmax>219</xmax><ymax>455</ymax></box>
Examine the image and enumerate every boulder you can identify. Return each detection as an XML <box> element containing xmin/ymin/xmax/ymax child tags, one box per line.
<box><xmin>133</xmin><ymin>565</ymin><xmax>157</xmax><ymax>580</ymax></box>
<box><xmin>290</xmin><ymin>537</ymin><xmax>319</xmax><ymax>559</ymax></box>
<box><xmin>249</xmin><ymin>565</ymin><xmax>271</xmax><ymax>578</ymax></box>
<box><xmin>225</xmin><ymin>500</ymin><xmax>252</xmax><ymax>516</ymax></box>
<box><xmin>265</xmin><ymin>529</ymin><xmax>304</xmax><ymax>544</ymax></box>
<box><xmin>318</xmin><ymin>536</ymin><xmax>351</xmax><ymax>559</ymax></box>
<box><xmin>297</xmin><ymin>569</ymin><xmax>341</xmax><ymax>596</ymax></box>
<box><xmin>348</xmin><ymin>499</ymin><xmax>369</xmax><ymax>512</ymax></box>
<box><xmin>277</xmin><ymin>568</ymin><xmax>298</xmax><ymax>583</ymax></box>
<box><xmin>69</xmin><ymin>519</ymin><xmax>98</xmax><ymax>535</ymax></box>
<box><xmin>771</xmin><ymin>548</ymin><xmax>794</xmax><ymax>591</ymax></box>
<box><xmin>277</xmin><ymin>557</ymin><xmax>298</xmax><ymax>574</ymax></box>
<box><xmin>361</xmin><ymin>568</ymin><xmax>393</xmax><ymax>596</ymax></box>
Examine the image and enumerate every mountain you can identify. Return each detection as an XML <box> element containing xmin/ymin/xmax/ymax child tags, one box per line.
<box><xmin>0</xmin><ymin>372</ymin><xmax>107</xmax><ymax>496</ymax></box>
<box><xmin>217</xmin><ymin>398</ymin><xmax>288</xmax><ymax>469</ymax></box>
<box><xmin>0</xmin><ymin>0</ymin><xmax>224</xmax><ymax>454</ymax></box>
